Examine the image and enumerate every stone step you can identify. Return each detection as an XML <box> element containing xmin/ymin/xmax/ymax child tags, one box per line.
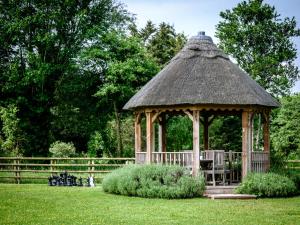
<box><xmin>204</xmin><ymin>186</ymin><xmax>238</xmax><ymax>195</ymax></box>
<box><xmin>208</xmin><ymin>194</ymin><xmax>257</xmax><ymax>200</ymax></box>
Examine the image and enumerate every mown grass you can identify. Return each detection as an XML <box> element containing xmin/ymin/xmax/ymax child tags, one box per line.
<box><xmin>0</xmin><ymin>184</ymin><xmax>299</xmax><ymax>225</ymax></box>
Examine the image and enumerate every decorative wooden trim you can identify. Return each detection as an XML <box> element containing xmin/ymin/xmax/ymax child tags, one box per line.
<box><xmin>135</xmin><ymin>112</ymin><xmax>142</xmax><ymax>124</ymax></box>
<box><xmin>134</xmin><ymin>104</ymin><xmax>274</xmax><ymax>114</ymax></box>
<box><xmin>183</xmin><ymin>110</ymin><xmax>193</xmax><ymax>121</ymax></box>
<box><xmin>208</xmin><ymin>115</ymin><xmax>215</xmax><ymax>126</ymax></box>
<box><xmin>151</xmin><ymin>111</ymin><xmax>162</xmax><ymax>123</ymax></box>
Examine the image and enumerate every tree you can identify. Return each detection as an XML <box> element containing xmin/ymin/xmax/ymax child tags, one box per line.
<box><xmin>0</xmin><ymin>0</ymin><xmax>130</xmax><ymax>155</ymax></box>
<box><xmin>216</xmin><ymin>0</ymin><xmax>300</xmax><ymax>96</ymax></box>
<box><xmin>94</xmin><ymin>31</ymin><xmax>159</xmax><ymax>156</ymax></box>
<box><xmin>271</xmin><ymin>94</ymin><xmax>300</xmax><ymax>159</ymax></box>
<box><xmin>148</xmin><ymin>22</ymin><xmax>186</xmax><ymax>65</ymax></box>
<box><xmin>0</xmin><ymin>105</ymin><xmax>26</xmax><ymax>156</ymax></box>
<box><xmin>130</xmin><ymin>21</ymin><xmax>187</xmax><ymax>66</ymax></box>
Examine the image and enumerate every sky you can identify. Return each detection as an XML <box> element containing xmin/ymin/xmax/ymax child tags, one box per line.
<box><xmin>122</xmin><ymin>0</ymin><xmax>300</xmax><ymax>93</ymax></box>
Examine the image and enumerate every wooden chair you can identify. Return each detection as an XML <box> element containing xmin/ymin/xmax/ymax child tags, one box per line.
<box><xmin>201</xmin><ymin>150</ymin><xmax>230</xmax><ymax>186</ymax></box>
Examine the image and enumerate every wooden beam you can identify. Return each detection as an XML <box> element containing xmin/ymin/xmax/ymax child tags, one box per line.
<box><xmin>208</xmin><ymin>115</ymin><xmax>215</xmax><ymax>126</ymax></box>
<box><xmin>146</xmin><ymin>112</ymin><xmax>154</xmax><ymax>164</ymax></box>
<box><xmin>203</xmin><ymin>116</ymin><xmax>209</xmax><ymax>150</ymax></box>
<box><xmin>192</xmin><ymin>110</ymin><xmax>200</xmax><ymax>176</ymax></box>
<box><xmin>141</xmin><ymin>104</ymin><xmax>268</xmax><ymax>114</ymax></box>
<box><xmin>183</xmin><ymin>110</ymin><xmax>193</xmax><ymax>121</ymax></box>
<box><xmin>151</xmin><ymin>111</ymin><xmax>161</xmax><ymax>123</ymax></box>
<box><xmin>263</xmin><ymin>111</ymin><xmax>270</xmax><ymax>171</ymax></box>
<box><xmin>158</xmin><ymin>114</ymin><xmax>166</xmax><ymax>154</ymax></box>
<box><xmin>242</xmin><ymin>111</ymin><xmax>253</xmax><ymax>178</ymax></box>
<box><xmin>134</xmin><ymin>113</ymin><xmax>142</xmax><ymax>160</ymax></box>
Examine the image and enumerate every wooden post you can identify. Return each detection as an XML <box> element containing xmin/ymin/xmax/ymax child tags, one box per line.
<box><xmin>263</xmin><ymin>111</ymin><xmax>270</xmax><ymax>171</ymax></box>
<box><xmin>152</xmin><ymin>122</ymin><xmax>156</xmax><ymax>152</ymax></box>
<box><xmin>146</xmin><ymin>112</ymin><xmax>154</xmax><ymax>164</ymax></box>
<box><xmin>14</xmin><ymin>159</ymin><xmax>20</xmax><ymax>184</ymax></box>
<box><xmin>50</xmin><ymin>159</ymin><xmax>54</xmax><ymax>176</ymax></box>
<box><xmin>158</xmin><ymin>114</ymin><xmax>167</xmax><ymax>163</ymax></box>
<box><xmin>134</xmin><ymin>113</ymin><xmax>142</xmax><ymax>163</ymax></box>
<box><xmin>203</xmin><ymin>116</ymin><xmax>209</xmax><ymax>150</ymax></box>
<box><xmin>158</xmin><ymin>114</ymin><xmax>166</xmax><ymax>152</ymax></box>
<box><xmin>192</xmin><ymin>110</ymin><xmax>200</xmax><ymax>176</ymax></box>
<box><xmin>242</xmin><ymin>111</ymin><xmax>253</xmax><ymax>178</ymax></box>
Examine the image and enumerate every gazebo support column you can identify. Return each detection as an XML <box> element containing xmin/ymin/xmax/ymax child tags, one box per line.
<box><xmin>203</xmin><ymin>116</ymin><xmax>209</xmax><ymax>150</ymax></box>
<box><xmin>158</xmin><ymin>114</ymin><xmax>166</xmax><ymax>153</ymax></box>
<box><xmin>263</xmin><ymin>111</ymin><xmax>270</xmax><ymax>171</ymax></box>
<box><xmin>146</xmin><ymin>112</ymin><xmax>154</xmax><ymax>164</ymax></box>
<box><xmin>242</xmin><ymin>110</ymin><xmax>253</xmax><ymax>178</ymax></box>
<box><xmin>192</xmin><ymin>110</ymin><xmax>200</xmax><ymax>176</ymax></box>
<box><xmin>134</xmin><ymin>113</ymin><xmax>142</xmax><ymax>162</ymax></box>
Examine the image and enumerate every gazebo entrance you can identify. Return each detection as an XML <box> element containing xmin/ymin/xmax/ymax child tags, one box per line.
<box><xmin>134</xmin><ymin>106</ymin><xmax>270</xmax><ymax>185</ymax></box>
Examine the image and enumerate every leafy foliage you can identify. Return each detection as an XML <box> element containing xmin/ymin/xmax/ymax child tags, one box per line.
<box><xmin>236</xmin><ymin>173</ymin><xmax>297</xmax><ymax>197</ymax></box>
<box><xmin>166</xmin><ymin>116</ymin><xmax>192</xmax><ymax>151</ymax></box>
<box><xmin>94</xmin><ymin>32</ymin><xmax>159</xmax><ymax>156</ymax></box>
<box><xmin>209</xmin><ymin>116</ymin><xmax>242</xmax><ymax>151</ymax></box>
<box><xmin>271</xmin><ymin>94</ymin><xmax>300</xmax><ymax>159</ymax></box>
<box><xmin>49</xmin><ymin>141</ymin><xmax>76</xmax><ymax>158</ymax></box>
<box><xmin>131</xmin><ymin>21</ymin><xmax>187</xmax><ymax>66</ymax></box>
<box><xmin>102</xmin><ymin>165</ymin><xmax>205</xmax><ymax>199</ymax></box>
<box><xmin>87</xmin><ymin>131</ymin><xmax>105</xmax><ymax>157</ymax></box>
<box><xmin>0</xmin><ymin>105</ymin><xmax>26</xmax><ymax>156</ymax></box>
<box><xmin>216</xmin><ymin>0</ymin><xmax>300</xmax><ymax>96</ymax></box>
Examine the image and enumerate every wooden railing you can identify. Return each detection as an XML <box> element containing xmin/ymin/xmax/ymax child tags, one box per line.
<box><xmin>152</xmin><ymin>151</ymin><xmax>193</xmax><ymax>167</ymax></box>
<box><xmin>251</xmin><ymin>152</ymin><xmax>269</xmax><ymax>173</ymax></box>
<box><xmin>135</xmin><ymin>152</ymin><xmax>146</xmax><ymax>164</ymax></box>
<box><xmin>286</xmin><ymin>160</ymin><xmax>300</xmax><ymax>171</ymax></box>
<box><xmin>136</xmin><ymin>151</ymin><xmax>193</xmax><ymax>168</ymax></box>
<box><xmin>0</xmin><ymin>157</ymin><xmax>135</xmax><ymax>184</ymax></box>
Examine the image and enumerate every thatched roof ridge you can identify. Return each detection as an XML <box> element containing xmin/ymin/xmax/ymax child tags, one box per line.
<box><xmin>123</xmin><ymin>32</ymin><xmax>279</xmax><ymax>110</ymax></box>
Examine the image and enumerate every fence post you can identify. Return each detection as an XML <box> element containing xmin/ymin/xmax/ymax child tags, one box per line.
<box><xmin>91</xmin><ymin>159</ymin><xmax>95</xmax><ymax>177</ymax></box>
<box><xmin>14</xmin><ymin>158</ymin><xmax>20</xmax><ymax>184</ymax></box>
<box><xmin>88</xmin><ymin>159</ymin><xmax>91</xmax><ymax>177</ymax></box>
<box><xmin>13</xmin><ymin>159</ymin><xmax>17</xmax><ymax>184</ymax></box>
<box><xmin>50</xmin><ymin>159</ymin><xmax>55</xmax><ymax>176</ymax></box>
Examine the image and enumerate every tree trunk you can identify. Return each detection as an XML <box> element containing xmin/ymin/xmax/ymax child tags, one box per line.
<box><xmin>113</xmin><ymin>101</ymin><xmax>123</xmax><ymax>156</ymax></box>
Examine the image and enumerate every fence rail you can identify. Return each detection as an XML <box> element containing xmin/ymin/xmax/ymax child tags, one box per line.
<box><xmin>0</xmin><ymin>157</ymin><xmax>135</xmax><ymax>184</ymax></box>
<box><xmin>286</xmin><ymin>160</ymin><xmax>300</xmax><ymax>170</ymax></box>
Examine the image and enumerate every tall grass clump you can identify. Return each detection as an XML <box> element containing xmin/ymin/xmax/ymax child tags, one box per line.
<box><xmin>102</xmin><ymin>165</ymin><xmax>205</xmax><ymax>199</ymax></box>
<box><xmin>236</xmin><ymin>173</ymin><xmax>297</xmax><ymax>197</ymax></box>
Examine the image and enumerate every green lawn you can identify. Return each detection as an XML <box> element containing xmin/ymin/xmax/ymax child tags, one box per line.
<box><xmin>0</xmin><ymin>184</ymin><xmax>299</xmax><ymax>225</ymax></box>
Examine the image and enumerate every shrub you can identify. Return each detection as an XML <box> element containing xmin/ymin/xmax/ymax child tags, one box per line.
<box><xmin>49</xmin><ymin>141</ymin><xmax>76</xmax><ymax>157</ymax></box>
<box><xmin>287</xmin><ymin>171</ymin><xmax>300</xmax><ymax>193</ymax></box>
<box><xmin>87</xmin><ymin>131</ymin><xmax>105</xmax><ymax>157</ymax></box>
<box><xmin>102</xmin><ymin>165</ymin><xmax>205</xmax><ymax>199</ymax></box>
<box><xmin>235</xmin><ymin>173</ymin><xmax>297</xmax><ymax>197</ymax></box>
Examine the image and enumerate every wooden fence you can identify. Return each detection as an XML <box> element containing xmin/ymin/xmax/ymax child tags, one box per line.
<box><xmin>0</xmin><ymin>157</ymin><xmax>135</xmax><ymax>184</ymax></box>
<box><xmin>286</xmin><ymin>160</ymin><xmax>300</xmax><ymax>171</ymax></box>
<box><xmin>0</xmin><ymin>157</ymin><xmax>298</xmax><ymax>184</ymax></box>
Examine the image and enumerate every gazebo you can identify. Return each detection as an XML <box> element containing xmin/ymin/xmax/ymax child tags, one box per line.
<box><xmin>123</xmin><ymin>32</ymin><xmax>279</xmax><ymax>180</ymax></box>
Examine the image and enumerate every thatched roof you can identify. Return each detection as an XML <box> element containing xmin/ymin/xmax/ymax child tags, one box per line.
<box><xmin>124</xmin><ymin>32</ymin><xmax>279</xmax><ymax>110</ymax></box>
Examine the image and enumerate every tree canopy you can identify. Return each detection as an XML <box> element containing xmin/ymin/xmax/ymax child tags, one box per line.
<box><xmin>0</xmin><ymin>0</ymin><xmax>132</xmax><ymax>155</ymax></box>
<box><xmin>216</xmin><ymin>0</ymin><xmax>300</xmax><ymax>96</ymax></box>
<box><xmin>271</xmin><ymin>94</ymin><xmax>300</xmax><ymax>159</ymax></box>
